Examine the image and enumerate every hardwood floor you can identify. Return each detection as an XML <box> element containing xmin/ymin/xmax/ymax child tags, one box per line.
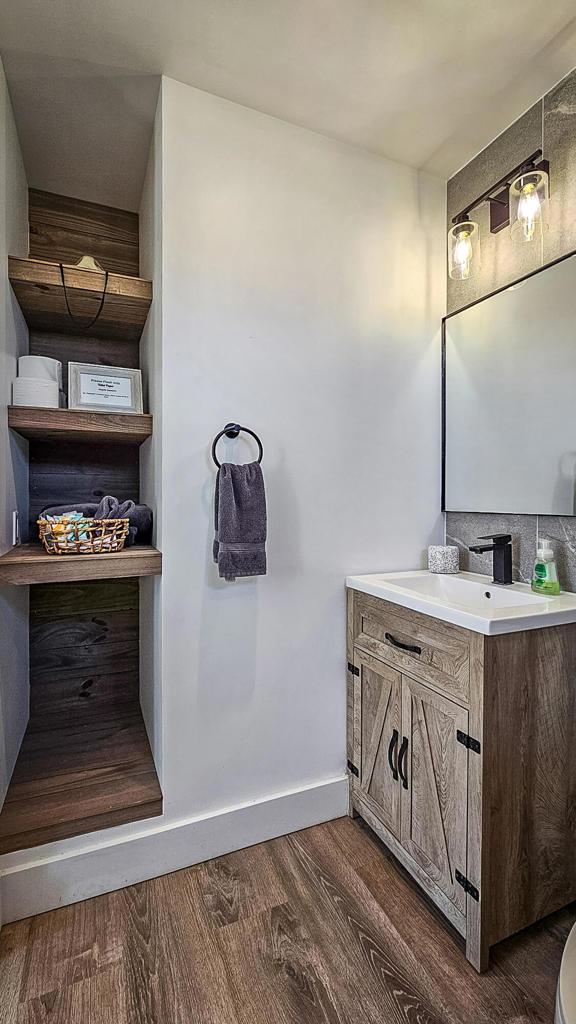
<box><xmin>0</xmin><ymin>816</ymin><xmax>572</xmax><ymax>1023</ymax></box>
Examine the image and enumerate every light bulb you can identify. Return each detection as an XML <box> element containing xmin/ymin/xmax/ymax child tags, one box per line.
<box><xmin>448</xmin><ymin>220</ymin><xmax>479</xmax><ymax>280</ymax></box>
<box><xmin>509</xmin><ymin>169</ymin><xmax>549</xmax><ymax>243</ymax></box>
<box><xmin>517</xmin><ymin>182</ymin><xmax>541</xmax><ymax>242</ymax></box>
<box><xmin>453</xmin><ymin>229</ymin><xmax>473</xmax><ymax>278</ymax></box>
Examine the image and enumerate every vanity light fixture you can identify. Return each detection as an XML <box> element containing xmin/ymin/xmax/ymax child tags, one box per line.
<box><xmin>448</xmin><ymin>149</ymin><xmax>549</xmax><ymax>280</ymax></box>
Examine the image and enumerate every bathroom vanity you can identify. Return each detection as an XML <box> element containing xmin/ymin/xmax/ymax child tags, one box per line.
<box><xmin>346</xmin><ymin>570</ymin><xmax>576</xmax><ymax>971</ymax></box>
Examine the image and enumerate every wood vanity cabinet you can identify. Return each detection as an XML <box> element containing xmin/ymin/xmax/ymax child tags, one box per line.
<box><xmin>346</xmin><ymin>587</ymin><xmax>576</xmax><ymax>971</ymax></box>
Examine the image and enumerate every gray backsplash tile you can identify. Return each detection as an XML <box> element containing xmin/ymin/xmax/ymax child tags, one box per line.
<box><xmin>447</xmin><ymin>102</ymin><xmax>543</xmax><ymax>221</ymax></box>
<box><xmin>446</xmin><ymin>512</ymin><xmax>576</xmax><ymax>592</ymax></box>
<box><xmin>445</xmin><ymin>68</ymin><xmax>576</xmax><ymax>593</ymax></box>
<box><xmin>447</xmin><ymin>103</ymin><xmax>543</xmax><ymax>315</ymax></box>
<box><xmin>544</xmin><ymin>71</ymin><xmax>576</xmax><ymax>264</ymax></box>
<box><xmin>446</xmin><ymin>512</ymin><xmax>536</xmax><ymax>584</ymax></box>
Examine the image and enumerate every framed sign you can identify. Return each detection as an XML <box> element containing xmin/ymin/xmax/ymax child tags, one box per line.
<box><xmin>68</xmin><ymin>362</ymin><xmax>143</xmax><ymax>414</ymax></box>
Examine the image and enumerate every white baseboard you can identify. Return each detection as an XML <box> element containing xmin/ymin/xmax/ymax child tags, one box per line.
<box><xmin>0</xmin><ymin>775</ymin><xmax>348</xmax><ymax>925</ymax></box>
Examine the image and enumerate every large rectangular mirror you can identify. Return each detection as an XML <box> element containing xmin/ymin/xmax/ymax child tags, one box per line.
<box><xmin>443</xmin><ymin>250</ymin><xmax>576</xmax><ymax>515</ymax></box>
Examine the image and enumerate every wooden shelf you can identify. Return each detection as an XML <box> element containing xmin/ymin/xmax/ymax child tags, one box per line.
<box><xmin>8</xmin><ymin>405</ymin><xmax>153</xmax><ymax>445</ymax></box>
<box><xmin>9</xmin><ymin>255</ymin><xmax>152</xmax><ymax>342</ymax></box>
<box><xmin>0</xmin><ymin>196</ymin><xmax>163</xmax><ymax>857</ymax></box>
<box><xmin>0</xmin><ymin>701</ymin><xmax>162</xmax><ymax>854</ymax></box>
<box><xmin>0</xmin><ymin>543</ymin><xmax>162</xmax><ymax>586</ymax></box>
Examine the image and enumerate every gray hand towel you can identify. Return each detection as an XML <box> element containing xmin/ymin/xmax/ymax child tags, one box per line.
<box><xmin>213</xmin><ymin>463</ymin><xmax>267</xmax><ymax>582</ymax></box>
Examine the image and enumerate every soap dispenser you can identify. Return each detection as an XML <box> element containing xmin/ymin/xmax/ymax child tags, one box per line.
<box><xmin>531</xmin><ymin>537</ymin><xmax>561</xmax><ymax>595</ymax></box>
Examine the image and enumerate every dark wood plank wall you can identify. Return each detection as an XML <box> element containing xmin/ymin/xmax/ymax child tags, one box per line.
<box><xmin>27</xmin><ymin>331</ymin><xmax>140</xmax><ymax>504</ymax></box>
<box><xmin>29</xmin><ymin>331</ymin><xmax>139</xmax><ymax>400</ymax></box>
<box><xmin>27</xmin><ymin>190</ymin><xmax>142</xmax><ymax>725</ymax></box>
<box><xmin>29</xmin><ymin>442</ymin><xmax>139</xmax><ymax>538</ymax></box>
<box><xmin>30</xmin><ymin>580</ymin><xmax>139</xmax><ymax>718</ymax></box>
<box><xmin>27</xmin><ymin>209</ymin><xmax>141</xmax><ymax>535</ymax></box>
<box><xmin>28</xmin><ymin>189</ymin><xmax>140</xmax><ymax>276</ymax></box>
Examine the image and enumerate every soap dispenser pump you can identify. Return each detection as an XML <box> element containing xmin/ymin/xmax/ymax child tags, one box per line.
<box><xmin>531</xmin><ymin>537</ymin><xmax>561</xmax><ymax>595</ymax></box>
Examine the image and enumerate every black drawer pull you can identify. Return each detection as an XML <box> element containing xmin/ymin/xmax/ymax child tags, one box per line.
<box><xmin>398</xmin><ymin>736</ymin><xmax>409</xmax><ymax>789</ymax></box>
<box><xmin>387</xmin><ymin>729</ymin><xmax>399</xmax><ymax>781</ymax></box>
<box><xmin>385</xmin><ymin>632</ymin><xmax>422</xmax><ymax>656</ymax></box>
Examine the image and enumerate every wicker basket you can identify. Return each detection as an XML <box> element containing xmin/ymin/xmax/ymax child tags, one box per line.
<box><xmin>38</xmin><ymin>517</ymin><xmax>130</xmax><ymax>555</ymax></box>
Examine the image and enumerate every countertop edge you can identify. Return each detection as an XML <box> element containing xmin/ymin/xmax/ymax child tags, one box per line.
<box><xmin>345</xmin><ymin>574</ymin><xmax>576</xmax><ymax>636</ymax></box>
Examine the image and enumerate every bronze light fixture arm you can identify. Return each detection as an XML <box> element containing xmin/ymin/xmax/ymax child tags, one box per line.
<box><xmin>452</xmin><ymin>149</ymin><xmax>549</xmax><ymax>233</ymax></box>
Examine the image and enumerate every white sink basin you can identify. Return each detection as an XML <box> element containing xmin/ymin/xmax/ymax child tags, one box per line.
<box><xmin>389</xmin><ymin>572</ymin><xmax>547</xmax><ymax>609</ymax></box>
<box><xmin>346</xmin><ymin>570</ymin><xmax>576</xmax><ymax>635</ymax></box>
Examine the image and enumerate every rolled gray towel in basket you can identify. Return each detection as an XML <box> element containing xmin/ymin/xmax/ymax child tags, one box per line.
<box><xmin>213</xmin><ymin>463</ymin><xmax>267</xmax><ymax>581</ymax></box>
<box><xmin>41</xmin><ymin>502</ymin><xmax>98</xmax><ymax>519</ymax></box>
<box><xmin>94</xmin><ymin>495</ymin><xmax>135</xmax><ymax>520</ymax></box>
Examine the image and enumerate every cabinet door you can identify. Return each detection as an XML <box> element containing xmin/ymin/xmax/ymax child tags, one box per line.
<box><xmin>354</xmin><ymin>650</ymin><xmax>401</xmax><ymax>838</ymax></box>
<box><xmin>400</xmin><ymin>674</ymin><xmax>468</xmax><ymax>914</ymax></box>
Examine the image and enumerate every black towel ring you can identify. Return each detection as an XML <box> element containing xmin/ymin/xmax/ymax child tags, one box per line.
<box><xmin>212</xmin><ymin>423</ymin><xmax>264</xmax><ymax>468</ymax></box>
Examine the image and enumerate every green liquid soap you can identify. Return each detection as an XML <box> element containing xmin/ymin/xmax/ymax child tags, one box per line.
<box><xmin>531</xmin><ymin>538</ymin><xmax>561</xmax><ymax>595</ymax></box>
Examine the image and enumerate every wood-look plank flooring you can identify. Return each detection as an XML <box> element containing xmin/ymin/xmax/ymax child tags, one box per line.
<box><xmin>0</xmin><ymin>816</ymin><xmax>572</xmax><ymax>1023</ymax></box>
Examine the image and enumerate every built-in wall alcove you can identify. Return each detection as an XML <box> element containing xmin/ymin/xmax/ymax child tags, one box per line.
<box><xmin>0</xmin><ymin>189</ymin><xmax>162</xmax><ymax>854</ymax></box>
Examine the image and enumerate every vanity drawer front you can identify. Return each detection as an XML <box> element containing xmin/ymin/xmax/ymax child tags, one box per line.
<box><xmin>352</xmin><ymin>594</ymin><xmax>469</xmax><ymax>703</ymax></box>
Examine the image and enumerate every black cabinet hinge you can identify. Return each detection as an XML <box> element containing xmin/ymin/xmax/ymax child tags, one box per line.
<box><xmin>456</xmin><ymin>729</ymin><xmax>481</xmax><ymax>754</ymax></box>
<box><xmin>455</xmin><ymin>869</ymin><xmax>479</xmax><ymax>901</ymax></box>
<box><xmin>347</xmin><ymin>662</ymin><xmax>359</xmax><ymax>676</ymax></box>
<box><xmin>347</xmin><ymin>759</ymin><xmax>359</xmax><ymax>777</ymax></box>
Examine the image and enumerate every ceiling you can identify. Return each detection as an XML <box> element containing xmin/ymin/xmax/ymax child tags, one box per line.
<box><xmin>1</xmin><ymin>0</ymin><xmax>576</xmax><ymax>211</ymax></box>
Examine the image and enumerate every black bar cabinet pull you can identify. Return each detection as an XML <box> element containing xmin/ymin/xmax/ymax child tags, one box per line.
<box><xmin>387</xmin><ymin>729</ymin><xmax>399</xmax><ymax>781</ymax></box>
<box><xmin>385</xmin><ymin>632</ymin><xmax>422</xmax><ymax>656</ymax></box>
<box><xmin>398</xmin><ymin>736</ymin><xmax>409</xmax><ymax>789</ymax></box>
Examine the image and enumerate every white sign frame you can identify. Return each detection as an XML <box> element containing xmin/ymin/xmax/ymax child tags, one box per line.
<box><xmin>68</xmin><ymin>362</ymin><xmax>143</xmax><ymax>414</ymax></box>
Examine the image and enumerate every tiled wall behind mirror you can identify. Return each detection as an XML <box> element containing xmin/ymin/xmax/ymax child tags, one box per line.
<box><xmin>445</xmin><ymin>68</ymin><xmax>576</xmax><ymax>590</ymax></box>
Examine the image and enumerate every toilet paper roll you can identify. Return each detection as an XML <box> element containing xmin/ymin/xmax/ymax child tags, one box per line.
<box><xmin>18</xmin><ymin>355</ymin><xmax>62</xmax><ymax>386</ymax></box>
<box><xmin>13</xmin><ymin>377</ymin><xmax>60</xmax><ymax>409</ymax></box>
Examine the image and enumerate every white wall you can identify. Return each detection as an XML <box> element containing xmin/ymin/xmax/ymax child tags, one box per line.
<box><xmin>159</xmin><ymin>79</ymin><xmax>445</xmax><ymax>818</ymax></box>
<box><xmin>139</xmin><ymin>94</ymin><xmax>163</xmax><ymax>769</ymax></box>
<box><xmin>0</xmin><ymin>58</ymin><xmax>29</xmax><ymax>808</ymax></box>
<box><xmin>0</xmin><ymin>78</ymin><xmax>446</xmax><ymax>921</ymax></box>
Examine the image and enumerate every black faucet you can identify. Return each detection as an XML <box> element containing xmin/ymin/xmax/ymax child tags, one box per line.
<box><xmin>468</xmin><ymin>533</ymin><xmax>513</xmax><ymax>585</ymax></box>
